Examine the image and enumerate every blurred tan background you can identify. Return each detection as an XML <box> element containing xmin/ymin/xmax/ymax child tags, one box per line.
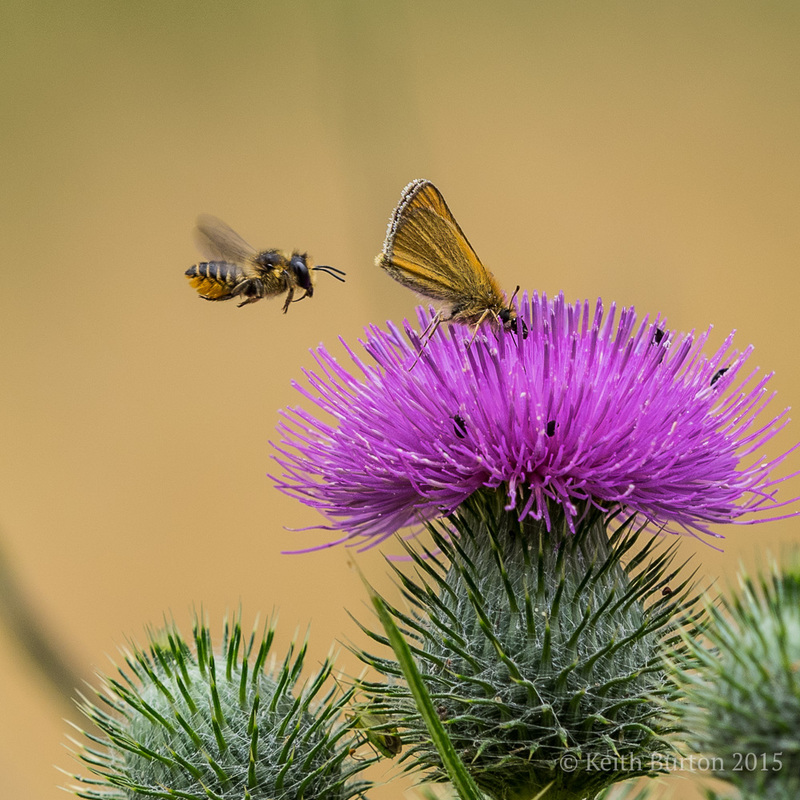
<box><xmin>1</xmin><ymin>3</ymin><xmax>799</xmax><ymax>799</ymax></box>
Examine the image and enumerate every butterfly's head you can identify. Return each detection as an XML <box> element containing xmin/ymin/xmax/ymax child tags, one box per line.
<box><xmin>498</xmin><ymin>306</ymin><xmax>528</xmax><ymax>339</ymax></box>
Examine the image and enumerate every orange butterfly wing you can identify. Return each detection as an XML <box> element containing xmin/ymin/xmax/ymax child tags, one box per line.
<box><xmin>377</xmin><ymin>180</ymin><xmax>505</xmax><ymax>320</ymax></box>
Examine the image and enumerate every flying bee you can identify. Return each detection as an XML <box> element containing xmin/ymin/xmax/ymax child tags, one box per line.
<box><xmin>186</xmin><ymin>214</ymin><xmax>346</xmax><ymax>312</ymax></box>
<box><xmin>376</xmin><ymin>179</ymin><xmax>526</xmax><ymax>340</ymax></box>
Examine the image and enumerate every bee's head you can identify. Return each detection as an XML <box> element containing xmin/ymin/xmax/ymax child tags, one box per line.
<box><xmin>288</xmin><ymin>254</ymin><xmax>314</xmax><ymax>297</ymax></box>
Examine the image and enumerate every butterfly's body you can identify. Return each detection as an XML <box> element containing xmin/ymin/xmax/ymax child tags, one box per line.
<box><xmin>376</xmin><ymin>179</ymin><xmax>520</xmax><ymax>332</ymax></box>
<box><xmin>186</xmin><ymin>214</ymin><xmax>345</xmax><ymax>312</ymax></box>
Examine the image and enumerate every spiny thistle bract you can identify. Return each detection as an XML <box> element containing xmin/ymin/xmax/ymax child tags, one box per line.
<box><xmin>668</xmin><ymin>560</ymin><xmax>800</xmax><ymax>800</ymax></box>
<box><xmin>354</xmin><ymin>491</ymin><xmax>700</xmax><ymax>800</ymax></box>
<box><xmin>65</xmin><ymin>615</ymin><xmax>373</xmax><ymax>800</ymax></box>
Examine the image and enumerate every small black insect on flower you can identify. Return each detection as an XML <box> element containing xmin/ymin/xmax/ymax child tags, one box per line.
<box><xmin>453</xmin><ymin>415</ymin><xmax>468</xmax><ymax>439</ymax></box>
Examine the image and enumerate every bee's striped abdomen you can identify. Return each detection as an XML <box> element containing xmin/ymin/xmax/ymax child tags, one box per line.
<box><xmin>185</xmin><ymin>261</ymin><xmax>248</xmax><ymax>301</ymax></box>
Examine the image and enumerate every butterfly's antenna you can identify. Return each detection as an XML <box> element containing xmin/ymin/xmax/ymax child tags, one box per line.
<box><xmin>408</xmin><ymin>312</ymin><xmax>444</xmax><ymax>371</ymax></box>
<box><xmin>313</xmin><ymin>265</ymin><xmax>347</xmax><ymax>282</ymax></box>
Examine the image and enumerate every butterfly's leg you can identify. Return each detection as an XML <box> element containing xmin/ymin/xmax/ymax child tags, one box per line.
<box><xmin>420</xmin><ymin>310</ymin><xmax>444</xmax><ymax>342</ymax></box>
<box><xmin>465</xmin><ymin>309</ymin><xmax>493</xmax><ymax>349</ymax></box>
<box><xmin>408</xmin><ymin>312</ymin><xmax>444</xmax><ymax>371</ymax></box>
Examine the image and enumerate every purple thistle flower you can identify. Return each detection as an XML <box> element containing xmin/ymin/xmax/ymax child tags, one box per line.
<box><xmin>272</xmin><ymin>292</ymin><xmax>799</xmax><ymax>551</ymax></box>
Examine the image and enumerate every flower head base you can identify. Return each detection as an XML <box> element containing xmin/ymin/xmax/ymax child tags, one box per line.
<box><xmin>273</xmin><ymin>293</ymin><xmax>798</xmax><ymax>551</ymax></box>
<box><xmin>65</xmin><ymin>614</ymin><xmax>372</xmax><ymax>800</ymax></box>
<box><xmin>354</xmin><ymin>492</ymin><xmax>697</xmax><ymax>800</ymax></box>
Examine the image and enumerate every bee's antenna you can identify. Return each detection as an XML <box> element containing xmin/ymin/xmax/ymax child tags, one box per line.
<box><xmin>313</xmin><ymin>265</ymin><xmax>347</xmax><ymax>282</ymax></box>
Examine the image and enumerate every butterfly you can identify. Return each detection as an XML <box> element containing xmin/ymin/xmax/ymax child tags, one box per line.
<box><xmin>376</xmin><ymin>179</ymin><xmax>524</xmax><ymax>340</ymax></box>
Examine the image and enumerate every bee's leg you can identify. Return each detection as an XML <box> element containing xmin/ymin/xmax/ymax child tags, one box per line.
<box><xmin>282</xmin><ymin>286</ymin><xmax>295</xmax><ymax>313</ymax></box>
<box><xmin>235</xmin><ymin>279</ymin><xmax>266</xmax><ymax>307</ymax></box>
<box><xmin>291</xmin><ymin>289</ymin><xmax>311</xmax><ymax>304</ymax></box>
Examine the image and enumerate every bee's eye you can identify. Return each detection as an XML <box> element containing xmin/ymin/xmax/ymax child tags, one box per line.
<box><xmin>289</xmin><ymin>256</ymin><xmax>312</xmax><ymax>291</ymax></box>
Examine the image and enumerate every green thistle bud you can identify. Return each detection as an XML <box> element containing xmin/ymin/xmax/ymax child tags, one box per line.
<box><xmin>64</xmin><ymin>614</ymin><xmax>373</xmax><ymax>800</ymax></box>
<box><xmin>668</xmin><ymin>558</ymin><xmax>800</xmax><ymax>800</ymax></box>
<box><xmin>355</xmin><ymin>491</ymin><xmax>699</xmax><ymax>800</ymax></box>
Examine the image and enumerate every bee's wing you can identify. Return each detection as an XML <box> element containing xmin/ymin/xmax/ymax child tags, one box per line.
<box><xmin>378</xmin><ymin>180</ymin><xmax>503</xmax><ymax>306</ymax></box>
<box><xmin>194</xmin><ymin>214</ymin><xmax>260</xmax><ymax>275</ymax></box>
